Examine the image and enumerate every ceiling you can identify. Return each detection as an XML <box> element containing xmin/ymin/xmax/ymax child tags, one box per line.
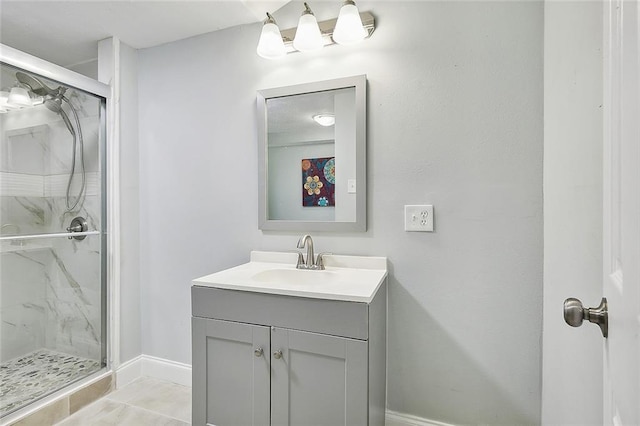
<box><xmin>0</xmin><ymin>0</ymin><xmax>290</xmax><ymax>68</ymax></box>
<box><xmin>268</xmin><ymin>90</ymin><xmax>336</xmax><ymax>133</ymax></box>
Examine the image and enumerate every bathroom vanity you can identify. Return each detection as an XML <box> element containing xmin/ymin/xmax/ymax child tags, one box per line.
<box><xmin>191</xmin><ymin>251</ymin><xmax>387</xmax><ymax>426</ymax></box>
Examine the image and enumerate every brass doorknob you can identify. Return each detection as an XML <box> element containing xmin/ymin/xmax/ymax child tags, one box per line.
<box><xmin>563</xmin><ymin>297</ymin><xmax>608</xmax><ymax>338</ymax></box>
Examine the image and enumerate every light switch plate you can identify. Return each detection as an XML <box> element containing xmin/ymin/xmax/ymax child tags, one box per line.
<box><xmin>347</xmin><ymin>179</ymin><xmax>357</xmax><ymax>194</ymax></box>
<box><xmin>404</xmin><ymin>205</ymin><xmax>434</xmax><ymax>232</ymax></box>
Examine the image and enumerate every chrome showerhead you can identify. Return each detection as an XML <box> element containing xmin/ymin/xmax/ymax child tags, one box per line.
<box><xmin>16</xmin><ymin>71</ymin><xmax>69</xmax><ymax>118</ymax></box>
<box><xmin>52</xmin><ymin>102</ymin><xmax>75</xmax><ymax>136</ymax></box>
<box><xmin>15</xmin><ymin>71</ymin><xmax>57</xmax><ymax>97</ymax></box>
<box><xmin>14</xmin><ymin>70</ymin><xmax>86</xmax><ymax>213</ymax></box>
<box><xmin>44</xmin><ymin>95</ymin><xmax>63</xmax><ymax>114</ymax></box>
<box><xmin>40</xmin><ymin>89</ymin><xmax>74</xmax><ymax>135</ymax></box>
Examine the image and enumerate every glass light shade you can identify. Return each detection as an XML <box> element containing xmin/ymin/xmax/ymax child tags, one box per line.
<box><xmin>0</xmin><ymin>91</ymin><xmax>15</xmax><ymax>112</ymax></box>
<box><xmin>333</xmin><ymin>3</ymin><xmax>367</xmax><ymax>45</ymax></box>
<box><xmin>7</xmin><ymin>87</ymin><xmax>33</xmax><ymax>107</ymax></box>
<box><xmin>313</xmin><ymin>114</ymin><xmax>335</xmax><ymax>126</ymax></box>
<box><xmin>257</xmin><ymin>22</ymin><xmax>286</xmax><ymax>59</ymax></box>
<box><xmin>293</xmin><ymin>13</ymin><xmax>323</xmax><ymax>52</ymax></box>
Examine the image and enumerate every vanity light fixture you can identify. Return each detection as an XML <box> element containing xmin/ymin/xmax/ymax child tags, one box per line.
<box><xmin>0</xmin><ymin>91</ymin><xmax>12</xmax><ymax>113</ymax></box>
<box><xmin>256</xmin><ymin>13</ymin><xmax>286</xmax><ymax>59</ymax></box>
<box><xmin>333</xmin><ymin>0</ymin><xmax>368</xmax><ymax>45</ymax></box>
<box><xmin>7</xmin><ymin>85</ymin><xmax>33</xmax><ymax>108</ymax></box>
<box><xmin>258</xmin><ymin>1</ymin><xmax>375</xmax><ymax>59</ymax></box>
<box><xmin>293</xmin><ymin>3</ymin><xmax>324</xmax><ymax>53</ymax></box>
<box><xmin>1</xmin><ymin>88</ymin><xmax>46</xmax><ymax>113</ymax></box>
<box><xmin>313</xmin><ymin>114</ymin><xmax>335</xmax><ymax>126</ymax></box>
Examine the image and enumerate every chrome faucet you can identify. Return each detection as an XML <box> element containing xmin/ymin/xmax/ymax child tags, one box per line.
<box><xmin>295</xmin><ymin>234</ymin><xmax>330</xmax><ymax>270</ymax></box>
<box><xmin>297</xmin><ymin>234</ymin><xmax>315</xmax><ymax>269</ymax></box>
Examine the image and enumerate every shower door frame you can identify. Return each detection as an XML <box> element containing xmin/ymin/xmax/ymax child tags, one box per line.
<box><xmin>0</xmin><ymin>44</ymin><xmax>116</xmax><ymax>379</ymax></box>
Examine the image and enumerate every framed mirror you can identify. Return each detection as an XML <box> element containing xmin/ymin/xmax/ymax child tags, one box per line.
<box><xmin>257</xmin><ymin>75</ymin><xmax>366</xmax><ymax>232</ymax></box>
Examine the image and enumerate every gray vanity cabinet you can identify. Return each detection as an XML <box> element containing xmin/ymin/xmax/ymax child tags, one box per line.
<box><xmin>270</xmin><ymin>327</ymin><xmax>368</xmax><ymax>425</ymax></box>
<box><xmin>191</xmin><ymin>283</ymin><xmax>386</xmax><ymax>426</ymax></box>
<box><xmin>192</xmin><ymin>318</ymin><xmax>271</xmax><ymax>425</ymax></box>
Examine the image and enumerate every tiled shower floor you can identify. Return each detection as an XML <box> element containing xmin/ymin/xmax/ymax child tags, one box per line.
<box><xmin>0</xmin><ymin>349</ymin><xmax>101</xmax><ymax>417</ymax></box>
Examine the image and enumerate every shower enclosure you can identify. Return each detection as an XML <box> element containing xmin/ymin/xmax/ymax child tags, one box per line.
<box><xmin>0</xmin><ymin>49</ymin><xmax>108</xmax><ymax>418</ymax></box>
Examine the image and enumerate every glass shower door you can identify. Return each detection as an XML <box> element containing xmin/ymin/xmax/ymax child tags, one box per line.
<box><xmin>0</xmin><ymin>62</ymin><xmax>106</xmax><ymax>417</ymax></box>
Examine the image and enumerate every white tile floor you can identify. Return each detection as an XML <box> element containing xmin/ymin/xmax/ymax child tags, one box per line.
<box><xmin>54</xmin><ymin>377</ymin><xmax>191</xmax><ymax>425</ymax></box>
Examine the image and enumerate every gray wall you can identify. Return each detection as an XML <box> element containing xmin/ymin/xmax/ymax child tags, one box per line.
<box><xmin>68</xmin><ymin>59</ymin><xmax>98</xmax><ymax>80</ymax></box>
<box><xmin>138</xmin><ymin>2</ymin><xmax>543</xmax><ymax>424</ymax></box>
<box><xmin>118</xmin><ymin>42</ymin><xmax>142</xmax><ymax>363</ymax></box>
<box><xmin>542</xmin><ymin>2</ymin><xmax>603</xmax><ymax>424</ymax></box>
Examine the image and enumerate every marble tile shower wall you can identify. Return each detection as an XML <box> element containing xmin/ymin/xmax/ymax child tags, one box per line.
<box><xmin>0</xmin><ymin>249</ymin><xmax>48</xmax><ymax>361</ymax></box>
<box><xmin>1</xmin><ymin>97</ymin><xmax>103</xmax><ymax>363</ymax></box>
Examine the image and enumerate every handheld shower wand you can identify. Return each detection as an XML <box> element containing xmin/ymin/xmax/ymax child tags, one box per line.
<box><xmin>16</xmin><ymin>72</ymin><xmax>86</xmax><ymax>212</ymax></box>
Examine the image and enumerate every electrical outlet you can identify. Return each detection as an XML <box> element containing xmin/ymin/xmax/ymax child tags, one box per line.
<box><xmin>404</xmin><ymin>205</ymin><xmax>434</xmax><ymax>232</ymax></box>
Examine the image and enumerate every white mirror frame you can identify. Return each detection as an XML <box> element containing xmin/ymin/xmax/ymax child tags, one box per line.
<box><xmin>257</xmin><ymin>75</ymin><xmax>366</xmax><ymax>232</ymax></box>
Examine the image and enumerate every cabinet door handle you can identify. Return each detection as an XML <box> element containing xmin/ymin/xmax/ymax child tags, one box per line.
<box><xmin>273</xmin><ymin>350</ymin><xmax>283</xmax><ymax>360</ymax></box>
<box><xmin>254</xmin><ymin>347</ymin><xmax>264</xmax><ymax>357</ymax></box>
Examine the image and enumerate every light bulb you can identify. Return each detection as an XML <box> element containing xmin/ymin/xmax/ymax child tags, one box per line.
<box><xmin>257</xmin><ymin>13</ymin><xmax>286</xmax><ymax>59</ymax></box>
<box><xmin>333</xmin><ymin>0</ymin><xmax>367</xmax><ymax>45</ymax></box>
<box><xmin>7</xmin><ymin>86</ymin><xmax>33</xmax><ymax>108</ymax></box>
<box><xmin>293</xmin><ymin>3</ymin><xmax>323</xmax><ymax>53</ymax></box>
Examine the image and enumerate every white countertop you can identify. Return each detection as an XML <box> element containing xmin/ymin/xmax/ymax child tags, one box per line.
<box><xmin>192</xmin><ymin>251</ymin><xmax>388</xmax><ymax>303</ymax></box>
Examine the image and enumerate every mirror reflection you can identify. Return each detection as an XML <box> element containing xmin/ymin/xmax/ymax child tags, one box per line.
<box><xmin>267</xmin><ymin>87</ymin><xmax>355</xmax><ymax>222</ymax></box>
<box><xmin>257</xmin><ymin>75</ymin><xmax>366</xmax><ymax>232</ymax></box>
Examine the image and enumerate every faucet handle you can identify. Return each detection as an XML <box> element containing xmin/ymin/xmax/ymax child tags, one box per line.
<box><xmin>315</xmin><ymin>252</ymin><xmax>332</xmax><ymax>270</ymax></box>
<box><xmin>296</xmin><ymin>252</ymin><xmax>305</xmax><ymax>269</ymax></box>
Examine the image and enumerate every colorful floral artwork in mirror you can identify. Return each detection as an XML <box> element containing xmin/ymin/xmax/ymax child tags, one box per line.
<box><xmin>302</xmin><ymin>157</ymin><xmax>335</xmax><ymax>207</ymax></box>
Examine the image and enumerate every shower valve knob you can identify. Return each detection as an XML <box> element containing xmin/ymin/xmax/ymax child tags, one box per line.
<box><xmin>66</xmin><ymin>216</ymin><xmax>88</xmax><ymax>241</ymax></box>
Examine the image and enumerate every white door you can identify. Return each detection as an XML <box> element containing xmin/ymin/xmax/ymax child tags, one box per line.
<box><xmin>602</xmin><ymin>0</ymin><xmax>640</xmax><ymax>423</ymax></box>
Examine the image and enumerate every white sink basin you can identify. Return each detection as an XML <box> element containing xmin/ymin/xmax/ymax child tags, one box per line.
<box><xmin>192</xmin><ymin>251</ymin><xmax>388</xmax><ymax>303</ymax></box>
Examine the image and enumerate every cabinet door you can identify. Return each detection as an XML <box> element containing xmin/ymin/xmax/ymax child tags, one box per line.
<box><xmin>270</xmin><ymin>327</ymin><xmax>368</xmax><ymax>426</ymax></box>
<box><xmin>192</xmin><ymin>317</ymin><xmax>270</xmax><ymax>426</ymax></box>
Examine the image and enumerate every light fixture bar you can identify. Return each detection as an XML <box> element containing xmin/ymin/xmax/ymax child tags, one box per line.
<box><xmin>279</xmin><ymin>11</ymin><xmax>375</xmax><ymax>54</ymax></box>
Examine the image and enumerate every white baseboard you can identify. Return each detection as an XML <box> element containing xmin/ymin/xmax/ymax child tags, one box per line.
<box><xmin>386</xmin><ymin>410</ymin><xmax>455</xmax><ymax>426</ymax></box>
<box><xmin>116</xmin><ymin>356</ymin><xmax>452</xmax><ymax>426</ymax></box>
<box><xmin>115</xmin><ymin>355</ymin><xmax>143</xmax><ymax>388</ymax></box>
<box><xmin>115</xmin><ymin>354</ymin><xmax>191</xmax><ymax>389</ymax></box>
<box><xmin>142</xmin><ymin>354</ymin><xmax>192</xmax><ymax>387</ymax></box>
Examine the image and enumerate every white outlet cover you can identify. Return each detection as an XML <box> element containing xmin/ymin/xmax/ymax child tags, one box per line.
<box><xmin>404</xmin><ymin>205</ymin><xmax>434</xmax><ymax>232</ymax></box>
